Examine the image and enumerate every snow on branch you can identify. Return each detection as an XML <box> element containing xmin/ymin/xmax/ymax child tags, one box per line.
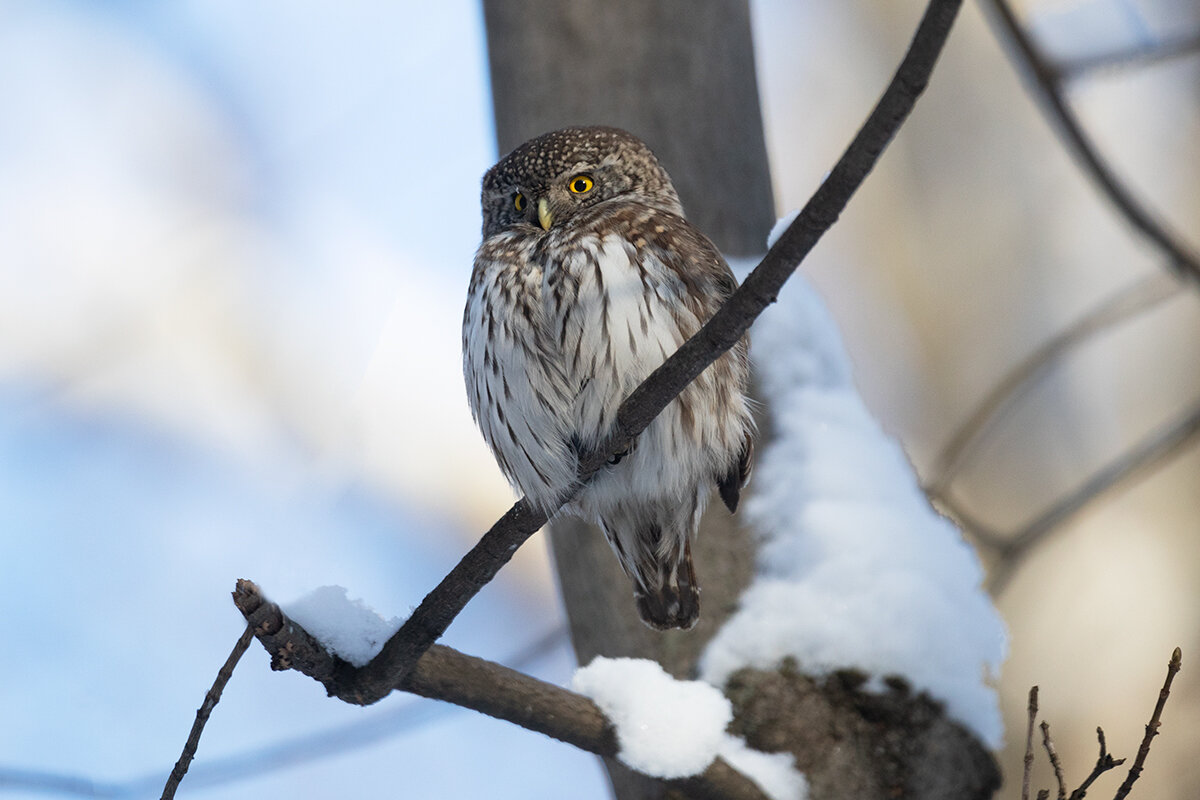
<box><xmin>231</xmin><ymin>580</ymin><xmax>773</xmax><ymax>800</ymax></box>
<box><xmin>701</xmin><ymin>258</ymin><xmax>1008</xmax><ymax>748</ymax></box>
<box><xmin>573</xmin><ymin>657</ymin><xmax>807</xmax><ymax>799</ymax></box>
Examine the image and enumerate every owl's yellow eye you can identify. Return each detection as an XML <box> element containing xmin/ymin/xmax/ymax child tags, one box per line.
<box><xmin>513</xmin><ymin>192</ymin><xmax>526</xmax><ymax>212</ymax></box>
<box><xmin>568</xmin><ymin>175</ymin><xmax>594</xmax><ymax>194</ymax></box>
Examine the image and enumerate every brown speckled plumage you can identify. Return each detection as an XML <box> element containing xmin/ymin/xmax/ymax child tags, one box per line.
<box><xmin>463</xmin><ymin>127</ymin><xmax>753</xmax><ymax>630</ymax></box>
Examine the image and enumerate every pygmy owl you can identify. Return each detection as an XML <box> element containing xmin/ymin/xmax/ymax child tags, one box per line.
<box><xmin>463</xmin><ymin>126</ymin><xmax>753</xmax><ymax>630</ymax></box>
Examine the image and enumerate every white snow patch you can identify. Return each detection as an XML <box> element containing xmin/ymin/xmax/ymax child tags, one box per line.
<box><xmin>573</xmin><ymin>657</ymin><xmax>730</xmax><ymax>779</ymax></box>
<box><xmin>767</xmin><ymin>209</ymin><xmax>801</xmax><ymax>249</ymax></box>
<box><xmin>718</xmin><ymin>734</ymin><xmax>808</xmax><ymax>800</ymax></box>
<box><xmin>282</xmin><ymin>585</ymin><xmax>403</xmax><ymax>667</ymax></box>
<box><xmin>572</xmin><ymin>658</ymin><xmax>806</xmax><ymax>798</ymax></box>
<box><xmin>703</xmin><ymin>222</ymin><xmax>1008</xmax><ymax>748</ymax></box>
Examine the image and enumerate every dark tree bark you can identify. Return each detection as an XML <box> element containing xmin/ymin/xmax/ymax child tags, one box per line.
<box><xmin>482</xmin><ymin>2</ymin><xmax>999</xmax><ymax>798</ymax></box>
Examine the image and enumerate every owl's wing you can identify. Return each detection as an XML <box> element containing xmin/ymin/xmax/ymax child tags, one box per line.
<box><xmin>717</xmin><ymin>432</ymin><xmax>754</xmax><ymax>513</ymax></box>
<box><xmin>634</xmin><ymin>217</ymin><xmax>754</xmax><ymax>514</ymax></box>
<box><xmin>463</xmin><ymin>239</ymin><xmax>577</xmax><ymax>513</ymax></box>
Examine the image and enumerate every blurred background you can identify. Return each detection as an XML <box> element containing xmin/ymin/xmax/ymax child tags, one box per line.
<box><xmin>0</xmin><ymin>0</ymin><xmax>1196</xmax><ymax>797</ymax></box>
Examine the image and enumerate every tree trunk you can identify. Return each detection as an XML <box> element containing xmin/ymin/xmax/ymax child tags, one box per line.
<box><xmin>481</xmin><ymin>2</ymin><xmax>1000</xmax><ymax>798</ymax></box>
<box><xmin>481</xmin><ymin>0</ymin><xmax>774</xmax><ymax>258</ymax></box>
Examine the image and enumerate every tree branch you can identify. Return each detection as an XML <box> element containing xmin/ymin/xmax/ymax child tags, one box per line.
<box><xmin>925</xmin><ymin>271</ymin><xmax>1181</xmax><ymax>496</ymax></box>
<box><xmin>978</xmin><ymin>395</ymin><xmax>1200</xmax><ymax>594</ymax></box>
<box><xmin>232</xmin><ymin>580</ymin><xmax>771</xmax><ymax>800</ymax></box>
<box><xmin>1057</xmin><ymin>30</ymin><xmax>1200</xmax><ymax>81</ymax></box>
<box><xmin>1066</xmin><ymin>728</ymin><xmax>1124</xmax><ymax>800</ymax></box>
<box><xmin>1040</xmin><ymin>720</ymin><xmax>1067</xmax><ymax>800</ymax></box>
<box><xmin>1015</xmin><ymin>650</ymin><xmax>1181</xmax><ymax>800</ymax></box>
<box><xmin>1022</xmin><ymin>686</ymin><xmax>1038</xmax><ymax>800</ymax></box>
<box><xmin>284</xmin><ymin>0</ymin><xmax>966</xmax><ymax>709</ymax></box>
<box><xmin>979</xmin><ymin>0</ymin><xmax>1200</xmax><ymax>285</ymax></box>
<box><xmin>1113</xmin><ymin>646</ymin><xmax>1183</xmax><ymax>799</ymax></box>
<box><xmin>160</xmin><ymin>624</ymin><xmax>254</xmax><ymax>800</ymax></box>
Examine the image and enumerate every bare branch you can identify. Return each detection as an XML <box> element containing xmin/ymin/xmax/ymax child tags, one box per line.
<box><xmin>1066</xmin><ymin>727</ymin><xmax>1125</xmax><ymax>800</ymax></box>
<box><xmin>979</xmin><ymin>0</ymin><xmax>1200</xmax><ymax>285</ymax></box>
<box><xmin>925</xmin><ymin>272</ymin><xmax>1181</xmax><ymax>496</ymax></box>
<box><xmin>160</xmin><ymin>624</ymin><xmax>254</xmax><ymax>800</ymax></box>
<box><xmin>233</xmin><ymin>580</ymin><xmax>772</xmax><ymax>800</ymax></box>
<box><xmin>1057</xmin><ymin>31</ymin><xmax>1200</xmax><ymax>81</ymax></box>
<box><xmin>1113</xmin><ymin>647</ymin><xmax>1183</xmax><ymax>799</ymax></box>
<box><xmin>1023</xmin><ymin>686</ymin><xmax>1039</xmax><ymax>800</ymax></box>
<box><xmin>980</xmin><ymin>397</ymin><xmax>1200</xmax><ymax>593</ymax></box>
<box><xmin>286</xmin><ymin>0</ymin><xmax>968</xmax><ymax>708</ymax></box>
<box><xmin>1040</xmin><ymin>720</ymin><xmax>1067</xmax><ymax>800</ymax></box>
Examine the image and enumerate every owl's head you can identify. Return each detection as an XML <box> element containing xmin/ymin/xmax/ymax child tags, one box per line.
<box><xmin>480</xmin><ymin>126</ymin><xmax>683</xmax><ymax>239</ymax></box>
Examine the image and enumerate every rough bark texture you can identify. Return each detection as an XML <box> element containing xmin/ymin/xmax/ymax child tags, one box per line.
<box><xmin>726</xmin><ymin>665</ymin><xmax>1001</xmax><ymax>800</ymax></box>
<box><xmin>483</xmin><ymin>2</ymin><xmax>1001</xmax><ymax>798</ymax></box>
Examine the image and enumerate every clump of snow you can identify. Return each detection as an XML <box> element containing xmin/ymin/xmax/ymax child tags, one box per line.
<box><xmin>282</xmin><ymin>586</ymin><xmax>403</xmax><ymax>668</ymax></box>
<box><xmin>572</xmin><ymin>657</ymin><xmax>806</xmax><ymax>799</ymax></box>
<box><xmin>703</xmin><ymin>226</ymin><xmax>1008</xmax><ymax>748</ymax></box>
<box><xmin>573</xmin><ymin>657</ymin><xmax>730</xmax><ymax>779</ymax></box>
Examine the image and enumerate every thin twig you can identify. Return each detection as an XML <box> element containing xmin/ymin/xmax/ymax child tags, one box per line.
<box><xmin>160</xmin><ymin>624</ymin><xmax>255</xmax><ymax>800</ymax></box>
<box><xmin>233</xmin><ymin>580</ymin><xmax>770</xmax><ymax>800</ymax></box>
<box><xmin>1040</xmin><ymin>720</ymin><xmax>1067</xmax><ymax>800</ymax></box>
<box><xmin>1023</xmin><ymin>686</ymin><xmax>1039</xmax><ymax>800</ymax></box>
<box><xmin>925</xmin><ymin>271</ymin><xmax>1181</xmax><ymax>495</ymax></box>
<box><xmin>1066</xmin><ymin>727</ymin><xmax>1124</xmax><ymax>800</ymax></box>
<box><xmin>297</xmin><ymin>0</ymin><xmax>967</xmax><ymax>707</ymax></box>
<box><xmin>979</xmin><ymin>0</ymin><xmax>1200</xmax><ymax>285</ymax></box>
<box><xmin>981</xmin><ymin>396</ymin><xmax>1200</xmax><ymax>594</ymax></box>
<box><xmin>1113</xmin><ymin>647</ymin><xmax>1183</xmax><ymax>799</ymax></box>
<box><xmin>1057</xmin><ymin>31</ymin><xmax>1200</xmax><ymax>81</ymax></box>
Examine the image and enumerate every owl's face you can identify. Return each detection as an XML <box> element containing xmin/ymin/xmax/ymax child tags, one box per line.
<box><xmin>480</xmin><ymin>126</ymin><xmax>683</xmax><ymax>239</ymax></box>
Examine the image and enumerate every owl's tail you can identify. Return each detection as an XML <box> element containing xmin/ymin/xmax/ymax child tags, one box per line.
<box><xmin>599</xmin><ymin>496</ymin><xmax>704</xmax><ymax>631</ymax></box>
<box><xmin>632</xmin><ymin>537</ymin><xmax>700</xmax><ymax>631</ymax></box>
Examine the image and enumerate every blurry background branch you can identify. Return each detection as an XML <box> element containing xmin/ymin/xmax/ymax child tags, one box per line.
<box><xmin>1056</xmin><ymin>30</ymin><xmax>1200</xmax><ymax>80</ymax></box>
<box><xmin>981</xmin><ymin>0</ymin><xmax>1200</xmax><ymax>284</ymax></box>
<box><xmin>920</xmin><ymin>1</ymin><xmax>1200</xmax><ymax>598</ymax></box>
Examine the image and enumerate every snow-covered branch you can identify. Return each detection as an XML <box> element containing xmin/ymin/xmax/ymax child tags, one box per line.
<box><xmin>232</xmin><ymin>580</ymin><xmax>774</xmax><ymax>800</ymax></box>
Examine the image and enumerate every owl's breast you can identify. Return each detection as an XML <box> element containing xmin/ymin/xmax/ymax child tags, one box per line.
<box><xmin>544</xmin><ymin>232</ymin><xmax>704</xmax><ymax>450</ymax></box>
<box><xmin>463</xmin><ymin>232</ymin><xmax>577</xmax><ymax>511</ymax></box>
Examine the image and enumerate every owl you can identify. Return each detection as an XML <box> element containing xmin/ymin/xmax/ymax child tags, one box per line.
<box><xmin>463</xmin><ymin>126</ymin><xmax>753</xmax><ymax>630</ymax></box>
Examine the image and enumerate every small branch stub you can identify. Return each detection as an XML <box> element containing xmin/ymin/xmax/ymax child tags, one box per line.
<box><xmin>1113</xmin><ymin>647</ymin><xmax>1182</xmax><ymax>800</ymax></box>
<box><xmin>1023</xmin><ymin>686</ymin><xmax>1038</xmax><ymax>800</ymax></box>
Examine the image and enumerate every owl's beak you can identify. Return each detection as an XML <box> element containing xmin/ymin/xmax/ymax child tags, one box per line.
<box><xmin>537</xmin><ymin>197</ymin><xmax>553</xmax><ymax>231</ymax></box>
